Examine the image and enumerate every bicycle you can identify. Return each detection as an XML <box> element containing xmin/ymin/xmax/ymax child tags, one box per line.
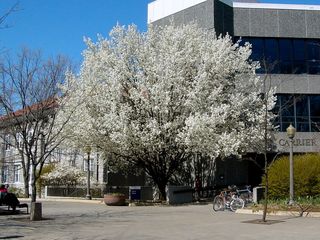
<box><xmin>213</xmin><ymin>188</ymin><xmax>245</xmax><ymax>212</ymax></box>
<box><xmin>236</xmin><ymin>185</ymin><xmax>253</xmax><ymax>205</ymax></box>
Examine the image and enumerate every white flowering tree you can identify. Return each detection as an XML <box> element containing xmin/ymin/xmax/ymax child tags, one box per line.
<box><xmin>41</xmin><ymin>163</ymin><xmax>86</xmax><ymax>187</ymax></box>
<box><xmin>57</xmin><ymin>24</ymin><xmax>275</xmax><ymax>199</ymax></box>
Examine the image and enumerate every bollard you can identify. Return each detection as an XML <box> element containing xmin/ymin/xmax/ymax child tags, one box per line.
<box><xmin>253</xmin><ymin>187</ymin><xmax>265</xmax><ymax>203</ymax></box>
<box><xmin>30</xmin><ymin>202</ymin><xmax>42</xmax><ymax>221</ymax></box>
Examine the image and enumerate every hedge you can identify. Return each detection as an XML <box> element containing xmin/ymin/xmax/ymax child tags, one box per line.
<box><xmin>264</xmin><ymin>153</ymin><xmax>320</xmax><ymax>199</ymax></box>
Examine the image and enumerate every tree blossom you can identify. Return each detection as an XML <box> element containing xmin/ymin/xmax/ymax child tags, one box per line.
<box><xmin>57</xmin><ymin>24</ymin><xmax>276</xmax><ymax>198</ymax></box>
<box><xmin>41</xmin><ymin>163</ymin><xmax>86</xmax><ymax>187</ymax></box>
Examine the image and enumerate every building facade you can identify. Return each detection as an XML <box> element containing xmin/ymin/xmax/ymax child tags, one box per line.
<box><xmin>0</xmin><ymin>104</ymin><xmax>105</xmax><ymax>193</ymax></box>
<box><xmin>0</xmin><ymin>135</ymin><xmax>104</xmax><ymax>191</ymax></box>
<box><xmin>148</xmin><ymin>0</ymin><xmax>320</xmax><ymax>186</ymax></box>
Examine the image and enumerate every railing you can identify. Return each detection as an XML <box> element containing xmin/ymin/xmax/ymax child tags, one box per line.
<box><xmin>44</xmin><ymin>186</ymin><xmax>102</xmax><ymax>198</ymax></box>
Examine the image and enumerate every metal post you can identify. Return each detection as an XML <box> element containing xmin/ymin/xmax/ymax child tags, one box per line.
<box><xmin>96</xmin><ymin>153</ymin><xmax>99</xmax><ymax>182</ymax></box>
<box><xmin>289</xmin><ymin>138</ymin><xmax>294</xmax><ymax>205</ymax></box>
<box><xmin>286</xmin><ymin>124</ymin><xmax>295</xmax><ymax>205</ymax></box>
<box><xmin>86</xmin><ymin>150</ymin><xmax>92</xmax><ymax>200</ymax></box>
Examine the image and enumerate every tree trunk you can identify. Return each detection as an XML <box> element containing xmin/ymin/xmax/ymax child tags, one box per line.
<box><xmin>31</xmin><ymin>165</ymin><xmax>37</xmax><ymax>202</ymax></box>
<box><xmin>24</xmin><ymin>185</ymin><xmax>29</xmax><ymax>198</ymax></box>
<box><xmin>31</xmin><ymin>182</ymin><xmax>37</xmax><ymax>202</ymax></box>
<box><xmin>262</xmin><ymin>153</ymin><xmax>268</xmax><ymax>222</ymax></box>
<box><xmin>152</xmin><ymin>174</ymin><xmax>168</xmax><ymax>201</ymax></box>
<box><xmin>157</xmin><ymin>181</ymin><xmax>167</xmax><ymax>201</ymax></box>
<box><xmin>23</xmin><ymin>175</ymin><xmax>30</xmax><ymax>198</ymax></box>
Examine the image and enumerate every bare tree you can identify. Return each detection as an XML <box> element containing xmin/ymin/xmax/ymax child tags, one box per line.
<box><xmin>0</xmin><ymin>48</ymin><xmax>74</xmax><ymax>202</ymax></box>
<box><xmin>0</xmin><ymin>1</ymin><xmax>19</xmax><ymax>29</ymax></box>
<box><xmin>0</xmin><ymin>1</ymin><xmax>20</xmax><ymax>54</ymax></box>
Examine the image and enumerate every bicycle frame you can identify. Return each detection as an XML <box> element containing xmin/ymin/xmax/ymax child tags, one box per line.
<box><xmin>213</xmin><ymin>187</ymin><xmax>246</xmax><ymax>212</ymax></box>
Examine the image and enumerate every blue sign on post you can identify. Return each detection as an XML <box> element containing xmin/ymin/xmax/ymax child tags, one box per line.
<box><xmin>129</xmin><ymin>186</ymin><xmax>141</xmax><ymax>201</ymax></box>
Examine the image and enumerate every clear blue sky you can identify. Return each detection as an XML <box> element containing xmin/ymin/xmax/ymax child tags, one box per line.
<box><xmin>0</xmin><ymin>0</ymin><xmax>319</xmax><ymax>65</ymax></box>
<box><xmin>0</xmin><ymin>0</ymin><xmax>153</xmax><ymax>65</ymax></box>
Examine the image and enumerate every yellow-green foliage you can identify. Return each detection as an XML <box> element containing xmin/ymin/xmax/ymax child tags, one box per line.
<box><xmin>37</xmin><ymin>163</ymin><xmax>56</xmax><ymax>190</ymax></box>
<box><xmin>265</xmin><ymin>153</ymin><xmax>320</xmax><ymax>199</ymax></box>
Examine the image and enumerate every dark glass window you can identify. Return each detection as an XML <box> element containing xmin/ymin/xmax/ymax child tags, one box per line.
<box><xmin>293</xmin><ymin>40</ymin><xmax>306</xmax><ymax>74</ymax></box>
<box><xmin>280</xmin><ymin>95</ymin><xmax>295</xmax><ymax>131</ymax></box>
<box><xmin>279</xmin><ymin>39</ymin><xmax>293</xmax><ymax>73</ymax></box>
<box><xmin>250</xmin><ymin>38</ymin><xmax>264</xmax><ymax>61</ymax></box>
<box><xmin>239</xmin><ymin>37</ymin><xmax>320</xmax><ymax>75</ymax></box>
<box><xmin>310</xmin><ymin>95</ymin><xmax>320</xmax><ymax>116</ymax></box>
<box><xmin>264</xmin><ymin>39</ymin><xmax>279</xmax><ymax>73</ymax></box>
<box><xmin>297</xmin><ymin>123</ymin><xmax>310</xmax><ymax>132</ymax></box>
<box><xmin>310</xmin><ymin>95</ymin><xmax>320</xmax><ymax>131</ymax></box>
<box><xmin>307</xmin><ymin>40</ymin><xmax>320</xmax><ymax>61</ymax></box>
<box><xmin>308</xmin><ymin>60</ymin><xmax>320</xmax><ymax>74</ymax></box>
<box><xmin>275</xmin><ymin>94</ymin><xmax>320</xmax><ymax>132</ymax></box>
<box><xmin>295</xmin><ymin>95</ymin><xmax>309</xmax><ymax>117</ymax></box>
<box><xmin>295</xmin><ymin>95</ymin><xmax>310</xmax><ymax>131</ymax></box>
<box><xmin>279</xmin><ymin>39</ymin><xmax>293</xmax><ymax>61</ymax></box>
<box><xmin>265</xmin><ymin>39</ymin><xmax>278</xmax><ymax>62</ymax></box>
<box><xmin>280</xmin><ymin>62</ymin><xmax>293</xmax><ymax>74</ymax></box>
<box><xmin>293</xmin><ymin>60</ymin><xmax>306</xmax><ymax>74</ymax></box>
<box><xmin>280</xmin><ymin>95</ymin><xmax>294</xmax><ymax>117</ymax></box>
<box><xmin>293</xmin><ymin>40</ymin><xmax>305</xmax><ymax>60</ymax></box>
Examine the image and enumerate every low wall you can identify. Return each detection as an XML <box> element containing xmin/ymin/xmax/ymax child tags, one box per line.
<box><xmin>45</xmin><ymin>185</ymin><xmax>154</xmax><ymax>200</ymax></box>
<box><xmin>44</xmin><ymin>186</ymin><xmax>102</xmax><ymax>198</ymax></box>
<box><xmin>45</xmin><ymin>185</ymin><xmax>194</xmax><ymax>203</ymax></box>
<box><xmin>107</xmin><ymin>186</ymin><xmax>154</xmax><ymax>201</ymax></box>
<box><xmin>166</xmin><ymin>186</ymin><xmax>193</xmax><ymax>204</ymax></box>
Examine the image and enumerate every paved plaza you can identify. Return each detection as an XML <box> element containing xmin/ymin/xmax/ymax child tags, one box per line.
<box><xmin>1</xmin><ymin>199</ymin><xmax>320</xmax><ymax>240</ymax></box>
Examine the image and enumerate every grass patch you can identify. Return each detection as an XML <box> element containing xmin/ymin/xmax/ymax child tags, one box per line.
<box><xmin>249</xmin><ymin>197</ymin><xmax>320</xmax><ymax>214</ymax></box>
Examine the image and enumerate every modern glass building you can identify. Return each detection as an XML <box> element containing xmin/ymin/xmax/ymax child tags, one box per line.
<box><xmin>148</xmin><ymin>0</ymin><xmax>320</xmax><ymax>186</ymax></box>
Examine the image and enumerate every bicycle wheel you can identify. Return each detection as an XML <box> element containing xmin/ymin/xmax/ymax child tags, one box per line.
<box><xmin>239</xmin><ymin>191</ymin><xmax>253</xmax><ymax>205</ymax></box>
<box><xmin>230</xmin><ymin>197</ymin><xmax>245</xmax><ymax>212</ymax></box>
<box><xmin>213</xmin><ymin>196</ymin><xmax>224</xmax><ymax>211</ymax></box>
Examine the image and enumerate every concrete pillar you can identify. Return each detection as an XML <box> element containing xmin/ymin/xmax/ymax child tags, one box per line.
<box><xmin>30</xmin><ymin>202</ymin><xmax>42</xmax><ymax>221</ymax></box>
<box><xmin>44</xmin><ymin>186</ymin><xmax>48</xmax><ymax>198</ymax></box>
<box><xmin>253</xmin><ymin>187</ymin><xmax>265</xmax><ymax>203</ymax></box>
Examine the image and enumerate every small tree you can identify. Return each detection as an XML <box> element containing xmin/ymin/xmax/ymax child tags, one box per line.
<box><xmin>58</xmin><ymin>24</ymin><xmax>274</xmax><ymax>199</ymax></box>
<box><xmin>244</xmin><ymin>57</ymin><xmax>278</xmax><ymax>222</ymax></box>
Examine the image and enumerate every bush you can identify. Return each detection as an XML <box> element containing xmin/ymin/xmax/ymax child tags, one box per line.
<box><xmin>265</xmin><ymin>153</ymin><xmax>320</xmax><ymax>199</ymax></box>
<box><xmin>8</xmin><ymin>186</ymin><xmax>24</xmax><ymax>198</ymax></box>
<box><xmin>37</xmin><ymin>163</ymin><xmax>56</xmax><ymax>196</ymax></box>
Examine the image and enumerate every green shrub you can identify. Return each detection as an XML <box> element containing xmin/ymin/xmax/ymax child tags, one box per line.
<box><xmin>37</xmin><ymin>163</ymin><xmax>56</xmax><ymax>197</ymax></box>
<box><xmin>264</xmin><ymin>153</ymin><xmax>320</xmax><ymax>199</ymax></box>
<box><xmin>8</xmin><ymin>186</ymin><xmax>24</xmax><ymax>198</ymax></box>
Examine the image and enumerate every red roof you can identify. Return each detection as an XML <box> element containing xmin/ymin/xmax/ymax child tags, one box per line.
<box><xmin>0</xmin><ymin>98</ymin><xmax>58</xmax><ymax>122</ymax></box>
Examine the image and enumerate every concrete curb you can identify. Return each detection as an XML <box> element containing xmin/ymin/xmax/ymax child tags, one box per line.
<box><xmin>236</xmin><ymin>208</ymin><xmax>320</xmax><ymax>218</ymax></box>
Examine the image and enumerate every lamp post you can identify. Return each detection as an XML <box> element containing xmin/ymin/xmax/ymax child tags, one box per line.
<box><xmin>286</xmin><ymin>124</ymin><xmax>296</xmax><ymax>205</ymax></box>
<box><xmin>84</xmin><ymin>146</ymin><xmax>92</xmax><ymax>200</ymax></box>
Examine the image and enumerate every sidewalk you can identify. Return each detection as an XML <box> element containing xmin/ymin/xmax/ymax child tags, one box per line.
<box><xmin>19</xmin><ymin>197</ymin><xmax>320</xmax><ymax>217</ymax></box>
<box><xmin>1</xmin><ymin>200</ymin><xmax>320</xmax><ymax>240</ymax></box>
